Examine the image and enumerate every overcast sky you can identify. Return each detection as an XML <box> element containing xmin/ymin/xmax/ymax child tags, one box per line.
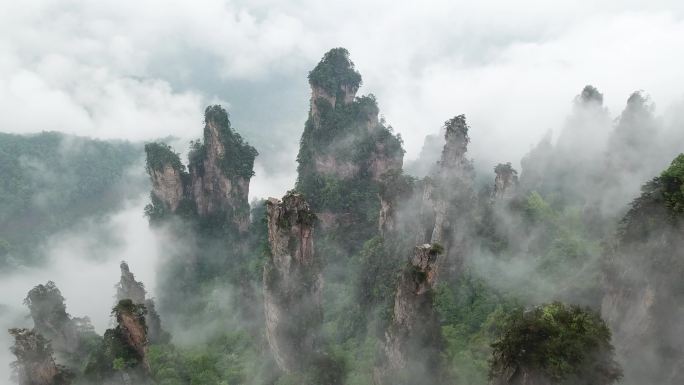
<box><xmin>2</xmin><ymin>0</ymin><xmax>684</xmax><ymax>198</ymax></box>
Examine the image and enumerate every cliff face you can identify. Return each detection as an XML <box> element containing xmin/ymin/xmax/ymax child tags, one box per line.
<box><xmin>116</xmin><ymin>261</ymin><xmax>166</xmax><ymax>344</ymax></box>
<box><xmin>189</xmin><ymin>106</ymin><xmax>256</xmax><ymax>231</ymax></box>
<box><xmin>416</xmin><ymin>115</ymin><xmax>476</xmax><ymax>278</ymax></box>
<box><xmin>263</xmin><ymin>192</ymin><xmax>322</xmax><ymax>372</ymax></box>
<box><xmin>493</xmin><ymin>163</ymin><xmax>519</xmax><ymax>200</ymax></box>
<box><xmin>145</xmin><ymin>105</ymin><xmax>257</xmax><ymax>232</ymax></box>
<box><xmin>376</xmin><ymin>244</ymin><xmax>445</xmax><ymax>385</ymax></box>
<box><xmin>114</xmin><ymin>300</ymin><xmax>149</xmax><ymax>370</ymax></box>
<box><xmin>150</xmin><ymin>165</ymin><xmax>185</xmax><ymax>212</ymax></box>
<box><xmin>296</xmin><ymin>48</ymin><xmax>404</xmax><ymax>245</ymax></box>
<box><xmin>9</xmin><ymin>328</ymin><xmax>72</xmax><ymax>385</ymax></box>
<box><xmin>601</xmin><ymin>154</ymin><xmax>684</xmax><ymax>385</ymax></box>
<box><xmin>24</xmin><ymin>282</ymin><xmax>81</xmax><ymax>357</ymax></box>
<box><xmin>145</xmin><ymin>143</ymin><xmax>187</xmax><ymax>214</ymax></box>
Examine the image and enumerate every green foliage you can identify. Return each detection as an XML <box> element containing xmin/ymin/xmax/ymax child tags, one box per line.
<box><xmin>659</xmin><ymin>153</ymin><xmax>684</xmax><ymax>214</ymax></box>
<box><xmin>489</xmin><ymin>302</ymin><xmax>622</xmax><ymax>384</ymax></box>
<box><xmin>144</xmin><ymin>142</ymin><xmax>185</xmax><ymax>174</ymax></box>
<box><xmin>444</xmin><ymin>114</ymin><xmax>470</xmax><ymax>144</ymax></box>
<box><xmin>200</xmin><ymin>105</ymin><xmax>258</xmax><ymax>180</ymax></box>
<box><xmin>433</xmin><ymin>275</ymin><xmax>516</xmax><ymax>384</ymax></box>
<box><xmin>148</xmin><ymin>332</ymin><xmax>264</xmax><ymax>385</ymax></box>
<box><xmin>0</xmin><ymin>132</ymin><xmax>142</xmax><ymax>267</ymax></box>
<box><xmin>494</xmin><ymin>162</ymin><xmax>517</xmax><ymax>177</ymax></box>
<box><xmin>308</xmin><ymin>47</ymin><xmax>362</xmax><ymax>96</ymax></box>
<box><xmin>619</xmin><ymin>154</ymin><xmax>684</xmax><ymax>242</ymax></box>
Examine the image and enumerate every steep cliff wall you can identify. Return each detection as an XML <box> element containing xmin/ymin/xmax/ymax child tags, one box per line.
<box><xmin>116</xmin><ymin>261</ymin><xmax>166</xmax><ymax>344</ymax></box>
<box><xmin>188</xmin><ymin>106</ymin><xmax>257</xmax><ymax>232</ymax></box>
<box><xmin>24</xmin><ymin>282</ymin><xmax>81</xmax><ymax>358</ymax></box>
<box><xmin>144</xmin><ymin>143</ymin><xmax>187</xmax><ymax>214</ymax></box>
<box><xmin>493</xmin><ymin>162</ymin><xmax>519</xmax><ymax>200</ymax></box>
<box><xmin>415</xmin><ymin>115</ymin><xmax>476</xmax><ymax>278</ymax></box>
<box><xmin>144</xmin><ymin>105</ymin><xmax>257</xmax><ymax>233</ymax></box>
<box><xmin>601</xmin><ymin>154</ymin><xmax>684</xmax><ymax>385</ymax></box>
<box><xmin>263</xmin><ymin>192</ymin><xmax>322</xmax><ymax>372</ymax></box>
<box><xmin>9</xmin><ymin>328</ymin><xmax>72</xmax><ymax>385</ymax></box>
<box><xmin>296</xmin><ymin>48</ymin><xmax>404</xmax><ymax>248</ymax></box>
<box><xmin>375</xmin><ymin>244</ymin><xmax>445</xmax><ymax>385</ymax></box>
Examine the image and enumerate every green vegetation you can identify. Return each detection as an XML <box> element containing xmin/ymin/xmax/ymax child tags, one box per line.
<box><xmin>308</xmin><ymin>47</ymin><xmax>362</xmax><ymax>96</ymax></box>
<box><xmin>198</xmin><ymin>105</ymin><xmax>258</xmax><ymax>180</ymax></box>
<box><xmin>144</xmin><ymin>142</ymin><xmax>185</xmax><ymax>174</ymax></box>
<box><xmin>0</xmin><ymin>132</ymin><xmax>143</xmax><ymax>267</ymax></box>
<box><xmin>297</xmin><ymin>50</ymin><xmax>404</xmax><ymax>256</ymax></box>
<box><xmin>489</xmin><ymin>302</ymin><xmax>622</xmax><ymax>385</ymax></box>
<box><xmin>658</xmin><ymin>153</ymin><xmax>684</xmax><ymax>214</ymax></box>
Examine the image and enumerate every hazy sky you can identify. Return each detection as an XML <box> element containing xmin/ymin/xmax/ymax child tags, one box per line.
<box><xmin>2</xmin><ymin>0</ymin><xmax>684</xmax><ymax>198</ymax></box>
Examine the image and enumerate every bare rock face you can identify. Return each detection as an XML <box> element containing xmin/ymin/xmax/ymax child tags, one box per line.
<box><xmin>144</xmin><ymin>105</ymin><xmax>257</xmax><ymax>233</ymax></box>
<box><xmin>9</xmin><ymin>328</ymin><xmax>72</xmax><ymax>385</ymax></box>
<box><xmin>416</xmin><ymin>115</ymin><xmax>476</xmax><ymax>278</ymax></box>
<box><xmin>375</xmin><ymin>244</ymin><xmax>445</xmax><ymax>385</ymax></box>
<box><xmin>377</xmin><ymin>170</ymin><xmax>414</xmax><ymax>237</ymax></box>
<box><xmin>151</xmin><ymin>165</ymin><xmax>185</xmax><ymax>212</ymax></box>
<box><xmin>493</xmin><ymin>162</ymin><xmax>519</xmax><ymax>200</ymax></box>
<box><xmin>24</xmin><ymin>282</ymin><xmax>80</xmax><ymax>357</ymax></box>
<box><xmin>600</xmin><ymin>155</ymin><xmax>684</xmax><ymax>385</ymax></box>
<box><xmin>116</xmin><ymin>261</ymin><xmax>166</xmax><ymax>344</ymax></box>
<box><xmin>117</xmin><ymin>261</ymin><xmax>146</xmax><ymax>305</ymax></box>
<box><xmin>297</xmin><ymin>48</ymin><xmax>404</xmax><ymax>243</ymax></box>
<box><xmin>263</xmin><ymin>192</ymin><xmax>322</xmax><ymax>372</ymax></box>
<box><xmin>144</xmin><ymin>142</ymin><xmax>187</xmax><ymax>213</ymax></box>
<box><xmin>117</xmin><ymin>301</ymin><xmax>148</xmax><ymax>367</ymax></box>
<box><xmin>189</xmin><ymin>106</ymin><xmax>256</xmax><ymax>231</ymax></box>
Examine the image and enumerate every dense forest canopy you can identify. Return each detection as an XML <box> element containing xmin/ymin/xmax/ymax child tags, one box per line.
<box><xmin>0</xmin><ymin>132</ymin><xmax>144</xmax><ymax>268</ymax></box>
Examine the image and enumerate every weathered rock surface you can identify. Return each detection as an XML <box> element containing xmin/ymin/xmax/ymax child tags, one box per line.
<box><xmin>9</xmin><ymin>328</ymin><xmax>72</xmax><ymax>385</ymax></box>
<box><xmin>114</xmin><ymin>300</ymin><xmax>149</xmax><ymax>370</ymax></box>
<box><xmin>24</xmin><ymin>282</ymin><xmax>81</xmax><ymax>357</ymax></box>
<box><xmin>116</xmin><ymin>261</ymin><xmax>166</xmax><ymax>344</ymax></box>
<box><xmin>145</xmin><ymin>105</ymin><xmax>257</xmax><ymax>233</ymax></box>
<box><xmin>263</xmin><ymin>192</ymin><xmax>322</xmax><ymax>372</ymax></box>
<box><xmin>415</xmin><ymin>115</ymin><xmax>476</xmax><ymax>278</ymax></box>
<box><xmin>296</xmin><ymin>48</ymin><xmax>404</xmax><ymax>241</ymax></box>
<box><xmin>493</xmin><ymin>162</ymin><xmax>519</xmax><ymax>200</ymax></box>
<box><xmin>150</xmin><ymin>165</ymin><xmax>185</xmax><ymax>212</ymax></box>
<box><xmin>601</xmin><ymin>155</ymin><xmax>684</xmax><ymax>385</ymax></box>
<box><xmin>375</xmin><ymin>244</ymin><xmax>445</xmax><ymax>385</ymax></box>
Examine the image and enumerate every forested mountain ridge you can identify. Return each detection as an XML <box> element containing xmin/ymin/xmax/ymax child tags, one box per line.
<box><xmin>5</xmin><ymin>48</ymin><xmax>684</xmax><ymax>385</ymax></box>
<box><xmin>0</xmin><ymin>132</ymin><xmax>144</xmax><ymax>268</ymax></box>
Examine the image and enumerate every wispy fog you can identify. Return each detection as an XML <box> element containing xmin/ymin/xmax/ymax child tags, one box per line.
<box><xmin>0</xmin><ymin>195</ymin><xmax>160</xmax><ymax>383</ymax></box>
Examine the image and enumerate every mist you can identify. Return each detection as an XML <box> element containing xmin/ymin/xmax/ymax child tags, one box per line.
<box><xmin>0</xmin><ymin>194</ymin><xmax>160</xmax><ymax>384</ymax></box>
<box><xmin>2</xmin><ymin>1</ymin><xmax>684</xmax><ymax>385</ymax></box>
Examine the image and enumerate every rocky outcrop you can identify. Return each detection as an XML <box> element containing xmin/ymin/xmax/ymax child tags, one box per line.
<box><xmin>188</xmin><ymin>106</ymin><xmax>256</xmax><ymax>231</ymax></box>
<box><xmin>116</xmin><ymin>261</ymin><xmax>166</xmax><ymax>344</ymax></box>
<box><xmin>117</xmin><ymin>261</ymin><xmax>146</xmax><ymax>305</ymax></box>
<box><xmin>9</xmin><ymin>328</ymin><xmax>72</xmax><ymax>385</ymax></box>
<box><xmin>114</xmin><ymin>300</ymin><xmax>149</xmax><ymax>370</ymax></box>
<box><xmin>415</xmin><ymin>115</ymin><xmax>476</xmax><ymax>278</ymax></box>
<box><xmin>296</xmin><ymin>49</ymin><xmax>404</xmax><ymax>244</ymax></box>
<box><xmin>375</xmin><ymin>244</ymin><xmax>445</xmax><ymax>385</ymax></box>
<box><xmin>493</xmin><ymin>162</ymin><xmax>519</xmax><ymax>200</ymax></box>
<box><xmin>24</xmin><ymin>282</ymin><xmax>81</xmax><ymax>357</ymax></box>
<box><xmin>144</xmin><ymin>143</ymin><xmax>187</xmax><ymax>213</ymax></box>
<box><xmin>145</xmin><ymin>105</ymin><xmax>257</xmax><ymax>233</ymax></box>
<box><xmin>263</xmin><ymin>192</ymin><xmax>322</xmax><ymax>372</ymax></box>
<box><xmin>150</xmin><ymin>165</ymin><xmax>185</xmax><ymax>212</ymax></box>
<box><xmin>377</xmin><ymin>170</ymin><xmax>415</xmax><ymax>237</ymax></box>
<box><xmin>601</xmin><ymin>154</ymin><xmax>684</xmax><ymax>385</ymax></box>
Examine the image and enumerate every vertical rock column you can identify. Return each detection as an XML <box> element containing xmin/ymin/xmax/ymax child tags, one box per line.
<box><xmin>9</xmin><ymin>328</ymin><xmax>72</xmax><ymax>385</ymax></box>
<box><xmin>263</xmin><ymin>192</ymin><xmax>322</xmax><ymax>372</ymax></box>
<box><xmin>376</xmin><ymin>244</ymin><xmax>445</xmax><ymax>385</ymax></box>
